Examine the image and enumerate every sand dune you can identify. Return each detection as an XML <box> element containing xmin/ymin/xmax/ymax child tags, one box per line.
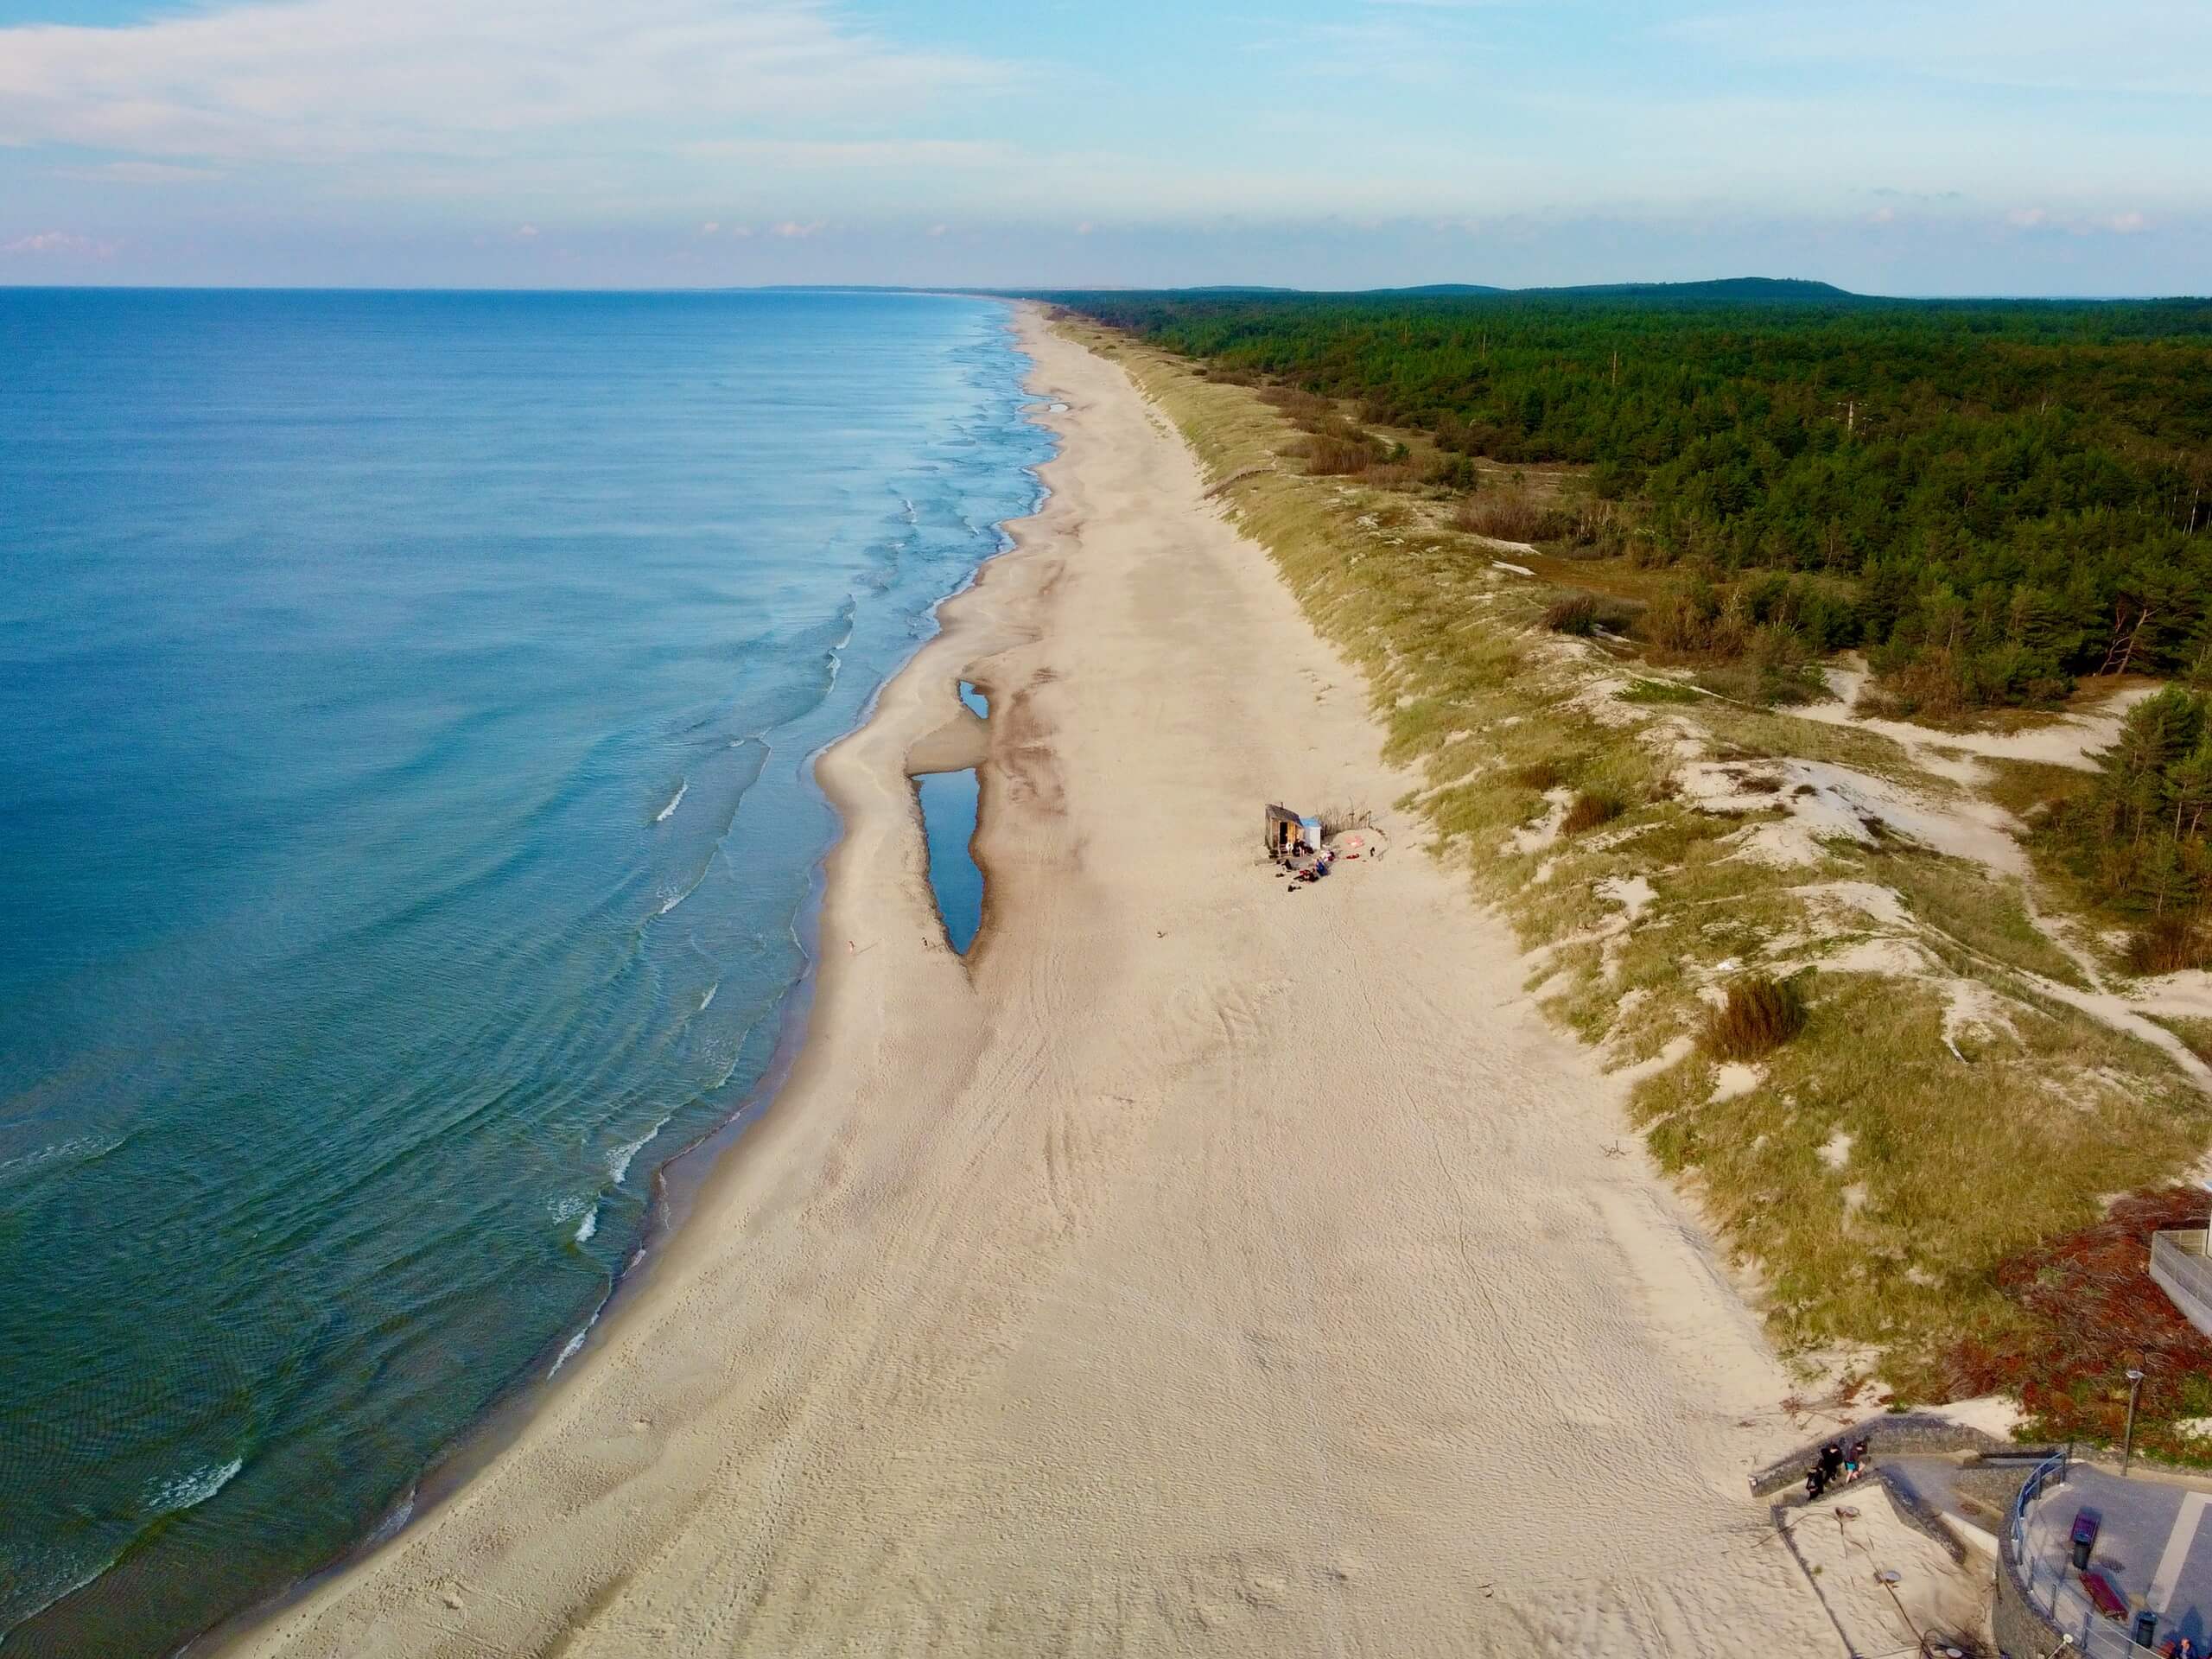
<box><xmin>224</xmin><ymin>308</ymin><xmax>1888</xmax><ymax>1656</ymax></box>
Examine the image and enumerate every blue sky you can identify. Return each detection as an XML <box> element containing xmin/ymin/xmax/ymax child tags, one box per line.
<box><xmin>2</xmin><ymin>0</ymin><xmax>2207</xmax><ymax>292</ymax></box>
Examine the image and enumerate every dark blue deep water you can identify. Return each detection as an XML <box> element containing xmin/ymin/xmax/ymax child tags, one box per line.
<box><xmin>0</xmin><ymin>289</ymin><xmax>1048</xmax><ymax>1655</ymax></box>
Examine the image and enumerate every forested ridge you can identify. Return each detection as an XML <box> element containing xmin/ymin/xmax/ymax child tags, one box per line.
<box><xmin>1049</xmin><ymin>289</ymin><xmax>2212</xmax><ymax>711</ymax></box>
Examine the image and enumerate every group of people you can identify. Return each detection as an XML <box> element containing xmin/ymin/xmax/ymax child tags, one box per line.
<box><xmin>1802</xmin><ymin>1438</ymin><xmax>1871</xmax><ymax>1502</ymax></box>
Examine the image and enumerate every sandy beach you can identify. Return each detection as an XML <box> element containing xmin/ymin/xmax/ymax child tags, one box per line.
<box><xmin>223</xmin><ymin>307</ymin><xmax>1945</xmax><ymax>1657</ymax></box>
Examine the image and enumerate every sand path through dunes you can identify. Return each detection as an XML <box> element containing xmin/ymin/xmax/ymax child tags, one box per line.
<box><xmin>226</xmin><ymin>311</ymin><xmax>1859</xmax><ymax>1658</ymax></box>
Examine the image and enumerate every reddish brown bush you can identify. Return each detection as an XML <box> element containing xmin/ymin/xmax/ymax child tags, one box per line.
<box><xmin>1701</xmin><ymin>975</ymin><xmax>1807</xmax><ymax>1060</ymax></box>
<box><xmin>1543</xmin><ymin>594</ymin><xmax>1599</xmax><ymax>635</ymax></box>
<box><xmin>1455</xmin><ymin>489</ymin><xmax>1583</xmax><ymax>543</ymax></box>
<box><xmin>1355</xmin><ymin>461</ymin><xmax>1422</xmax><ymax>489</ymax></box>
<box><xmin>1943</xmin><ymin>1186</ymin><xmax>2212</xmax><ymax>1459</ymax></box>
<box><xmin>1561</xmin><ymin>790</ymin><xmax>1624</xmax><ymax>836</ymax></box>
<box><xmin>1298</xmin><ymin>434</ymin><xmax>1377</xmax><ymax>475</ymax></box>
<box><xmin>1455</xmin><ymin>492</ymin><xmax>1547</xmax><ymax>540</ymax></box>
<box><xmin>1260</xmin><ymin>386</ymin><xmax>1335</xmax><ymax>427</ymax></box>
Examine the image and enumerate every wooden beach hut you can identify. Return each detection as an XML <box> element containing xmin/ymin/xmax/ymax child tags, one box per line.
<box><xmin>1264</xmin><ymin>803</ymin><xmax>1321</xmax><ymax>856</ymax></box>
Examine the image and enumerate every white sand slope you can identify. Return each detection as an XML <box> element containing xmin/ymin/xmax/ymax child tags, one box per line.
<box><xmin>224</xmin><ymin>310</ymin><xmax>1871</xmax><ymax>1657</ymax></box>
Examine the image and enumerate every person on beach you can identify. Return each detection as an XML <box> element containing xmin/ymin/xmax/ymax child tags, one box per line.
<box><xmin>1805</xmin><ymin>1465</ymin><xmax>1827</xmax><ymax>1502</ymax></box>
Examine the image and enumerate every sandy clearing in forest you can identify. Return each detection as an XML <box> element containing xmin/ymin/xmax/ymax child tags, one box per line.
<box><xmin>1802</xmin><ymin>660</ymin><xmax>2158</xmax><ymax>775</ymax></box>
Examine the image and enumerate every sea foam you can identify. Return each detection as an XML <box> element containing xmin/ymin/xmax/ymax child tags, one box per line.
<box><xmin>0</xmin><ymin>1134</ymin><xmax>123</xmax><ymax>1185</ymax></box>
<box><xmin>145</xmin><ymin>1458</ymin><xmax>242</xmax><ymax>1518</ymax></box>
<box><xmin>607</xmin><ymin>1116</ymin><xmax>671</xmax><ymax>1185</ymax></box>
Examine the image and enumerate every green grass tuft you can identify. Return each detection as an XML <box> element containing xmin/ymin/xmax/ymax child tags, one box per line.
<box><xmin>1618</xmin><ymin>677</ymin><xmax>1700</xmax><ymax>705</ymax></box>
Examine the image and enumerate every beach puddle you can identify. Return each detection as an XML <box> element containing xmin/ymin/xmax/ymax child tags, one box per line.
<box><xmin>917</xmin><ymin>768</ymin><xmax>982</xmax><ymax>954</ymax></box>
<box><xmin>918</xmin><ymin>683</ymin><xmax>988</xmax><ymax>955</ymax></box>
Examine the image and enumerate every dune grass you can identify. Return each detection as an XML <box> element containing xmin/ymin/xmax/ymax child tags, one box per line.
<box><xmin>1865</xmin><ymin>848</ymin><xmax>2090</xmax><ymax>988</ymax></box>
<box><xmin>1063</xmin><ymin>314</ymin><xmax>2209</xmax><ymax>1382</ymax></box>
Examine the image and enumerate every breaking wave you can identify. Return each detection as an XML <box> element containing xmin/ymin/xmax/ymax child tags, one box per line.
<box><xmin>145</xmin><ymin>1458</ymin><xmax>242</xmax><ymax>1519</ymax></box>
<box><xmin>607</xmin><ymin>1116</ymin><xmax>670</xmax><ymax>1186</ymax></box>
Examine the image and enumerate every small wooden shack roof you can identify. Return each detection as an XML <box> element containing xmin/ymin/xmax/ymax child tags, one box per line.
<box><xmin>1264</xmin><ymin>803</ymin><xmax>1304</xmax><ymax>828</ymax></box>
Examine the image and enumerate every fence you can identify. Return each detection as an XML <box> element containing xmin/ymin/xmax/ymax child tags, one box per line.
<box><xmin>2007</xmin><ymin>1453</ymin><xmax>2163</xmax><ymax>1659</ymax></box>
<box><xmin>2152</xmin><ymin>1230</ymin><xmax>2212</xmax><ymax>1341</ymax></box>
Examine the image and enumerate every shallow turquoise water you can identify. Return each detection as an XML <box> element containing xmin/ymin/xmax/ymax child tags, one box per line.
<box><xmin>0</xmin><ymin>289</ymin><xmax>1049</xmax><ymax>1655</ymax></box>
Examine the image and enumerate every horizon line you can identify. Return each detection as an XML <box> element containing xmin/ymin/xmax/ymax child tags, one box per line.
<box><xmin>3</xmin><ymin>279</ymin><xmax>2210</xmax><ymax>303</ymax></box>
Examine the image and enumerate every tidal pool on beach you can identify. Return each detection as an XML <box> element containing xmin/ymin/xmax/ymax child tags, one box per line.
<box><xmin>918</xmin><ymin>765</ymin><xmax>984</xmax><ymax>954</ymax></box>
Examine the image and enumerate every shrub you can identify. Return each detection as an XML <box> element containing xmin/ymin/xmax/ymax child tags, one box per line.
<box><xmin>1298</xmin><ymin>434</ymin><xmax>1380</xmax><ymax>475</ymax></box>
<box><xmin>1426</xmin><ymin>454</ymin><xmax>1479</xmax><ymax>491</ymax></box>
<box><xmin>1636</xmin><ymin>578</ymin><xmax>1746</xmax><ymax>658</ymax></box>
<box><xmin>1512</xmin><ymin>759</ymin><xmax>1562</xmax><ymax>791</ymax></box>
<box><xmin>1356</xmin><ymin>460</ymin><xmax>1423</xmax><ymax>490</ymax></box>
<box><xmin>2128</xmin><ymin>913</ymin><xmax>2212</xmax><ymax>975</ymax></box>
<box><xmin>1543</xmin><ymin>594</ymin><xmax>1599</xmax><ymax>635</ymax></box>
<box><xmin>1618</xmin><ymin>677</ymin><xmax>1700</xmax><ymax>705</ymax></box>
<box><xmin>1455</xmin><ymin>490</ymin><xmax>1576</xmax><ymax>543</ymax></box>
<box><xmin>1542</xmin><ymin>592</ymin><xmax>1640</xmax><ymax>637</ymax></box>
<box><xmin>1702</xmin><ymin>975</ymin><xmax>1808</xmax><ymax>1060</ymax></box>
<box><xmin>1260</xmin><ymin>386</ymin><xmax>1335</xmax><ymax>426</ymax></box>
<box><xmin>1690</xmin><ymin>621</ymin><xmax>1827</xmax><ymax>706</ymax></box>
<box><xmin>1561</xmin><ymin>790</ymin><xmax>1624</xmax><ymax>835</ymax></box>
<box><xmin>1942</xmin><ymin>1186</ymin><xmax>2212</xmax><ymax>1462</ymax></box>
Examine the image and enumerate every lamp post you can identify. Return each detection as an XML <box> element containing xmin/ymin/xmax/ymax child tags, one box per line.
<box><xmin>2123</xmin><ymin>1368</ymin><xmax>2147</xmax><ymax>1475</ymax></box>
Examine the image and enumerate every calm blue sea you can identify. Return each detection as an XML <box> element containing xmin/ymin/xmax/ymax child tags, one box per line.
<box><xmin>0</xmin><ymin>289</ymin><xmax>1048</xmax><ymax>1656</ymax></box>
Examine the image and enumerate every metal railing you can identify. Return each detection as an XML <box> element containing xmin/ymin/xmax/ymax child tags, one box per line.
<box><xmin>2152</xmin><ymin>1230</ymin><xmax>2212</xmax><ymax>1340</ymax></box>
<box><xmin>2009</xmin><ymin>1453</ymin><xmax>2162</xmax><ymax>1658</ymax></box>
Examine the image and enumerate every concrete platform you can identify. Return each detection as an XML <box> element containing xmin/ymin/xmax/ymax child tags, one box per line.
<box><xmin>2022</xmin><ymin>1464</ymin><xmax>2212</xmax><ymax>1649</ymax></box>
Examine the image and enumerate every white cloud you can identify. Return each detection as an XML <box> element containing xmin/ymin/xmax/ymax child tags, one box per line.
<box><xmin>0</xmin><ymin>0</ymin><xmax>1007</xmax><ymax>172</ymax></box>
<box><xmin>2008</xmin><ymin>205</ymin><xmax>2152</xmax><ymax>235</ymax></box>
<box><xmin>3</xmin><ymin>230</ymin><xmax>118</xmax><ymax>256</ymax></box>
